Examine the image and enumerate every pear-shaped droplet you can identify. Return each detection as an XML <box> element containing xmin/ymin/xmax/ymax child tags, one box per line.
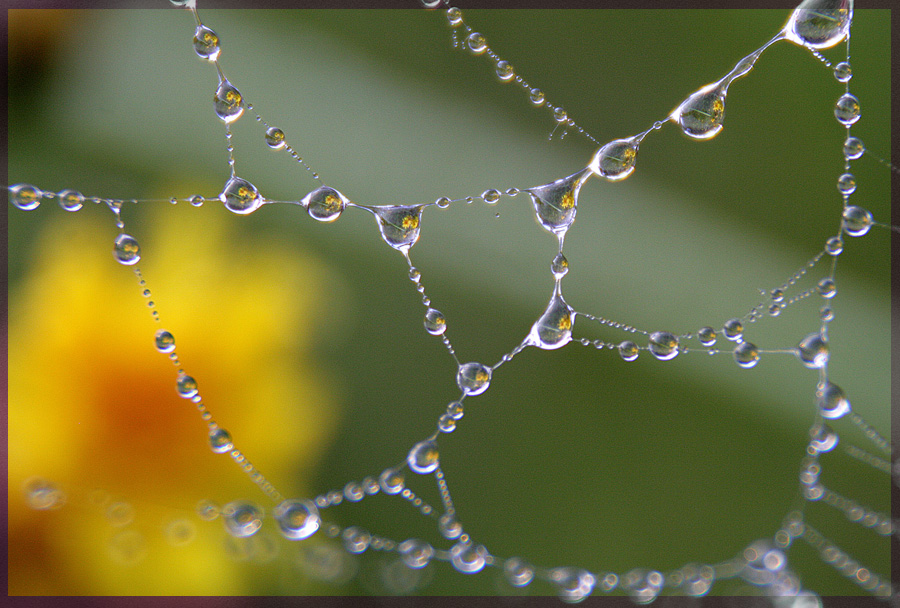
<box><xmin>209</xmin><ymin>428</ymin><xmax>233</xmax><ymax>453</ymax></box>
<box><xmin>648</xmin><ymin>331</ymin><xmax>679</xmax><ymax>361</ymax></box>
<box><xmin>673</xmin><ymin>82</ymin><xmax>726</xmax><ymax>140</ymax></box>
<box><xmin>834</xmin><ymin>93</ymin><xmax>860</xmax><ymax>126</ymax></box>
<box><xmin>783</xmin><ymin>0</ymin><xmax>853</xmax><ymax>50</ymax></box>
<box><xmin>796</xmin><ymin>332</ymin><xmax>828</xmax><ymax>369</ymax></box>
<box><xmin>399</xmin><ymin>539</ymin><xmax>434</xmax><ymax>568</ymax></box>
<box><xmin>407</xmin><ymin>440</ymin><xmax>440</xmax><ymax>474</ymax></box>
<box><xmin>193</xmin><ymin>24</ymin><xmax>220</xmax><ymax>61</ymax></box>
<box><xmin>450</xmin><ymin>542</ymin><xmax>488</xmax><ymax>574</ymax></box>
<box><xmin>424</xmin><ymin>308</ymin><xmax>447</xmax><ymax>335</ymax></box>
<box><xmin>9</xmin><ymin>183</ymin><xmax>42</xmax><ymax>210</ymax></box>
<box><xmin>550</xmin><ymin>567</ymin><xmax>596</xmax><ymax>603</ymax></box>
<box><xmin>457</xmin><ymin>362</ymin><xmax>492</xmax><ymax>396</ymax></box>
<box><xmin>733</xmin><ymin>342</ymin><xmax>760</xmax><ymax>368</ymax></box>
<box><xmin>374</xmin><ymin>205</ymin><xmax>423</xmax><ymax>252</ymax></box>
<box><xmin>588</xmin><ymin>137</ymin><xmax>639</xmax><ymax>181</ymax></box>
<box><xmin>817</xmin><ymin>382</ymin><xmax>850</xmax><ymax>419</ymax></box>
<box><xmin>221</xmin><ymin>501</ymin><xmax>263</xmax><ymax>538</ymax></box>
<box><xmin>113</xmin><ymin>234</ymin><xmax>141</xmax><ymax>265</ymax></box>
<box><xmin>527</xmin><ymin>289</ymin><xmax>574</xmax><ymax>350</ymax></box>
<box><xmin>842</xmin><ymin>205</ymin><xmax>872</xmax><ymax>236</ymax></box>
<box><xmin>551</xmin><ymin>253</ymin><xmax>569</xmax><ymax>278</ymax></box>
<box><xmin>214</xmin><ymin>79</ymin><xmax>244</xmax><ymax>123</ymax></box>
<box><xmin>526</xmin><ymin>169</ymin><xmax>590</xmax><ymax>235</ymax></box>
<box><xmin>220</xmin><ymin>176</ymin><xmax>262</xmax><ymax>215</ymax></box>
<box><xmin>58</xmin><ymin>189</ymin><xmax>84</xmax><ymax>212</ymax></box>
<box><xmin>265</xmin><ymin>127</ymin><xmax>286</xmax><ymax>149</ymax></box>
<box><xmin>155</xmin><ymin>329</ymin><xmax>176</xmax><ymax>353</ymax></box>
<box><xmin>274</xmin><ymin>498</ymin><xmax>320</xmax><ymax>540</ymax></box>
<box><xmin>302</xmin><ymin>186</ymin><xmax>348</xmax><ymax>222</ymax></box>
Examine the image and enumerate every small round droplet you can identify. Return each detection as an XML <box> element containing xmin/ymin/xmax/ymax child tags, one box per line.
<box><xmin>836</xmin><ymin>173</ymin><xmax>856</xmax><ymax>196</ymax></box>
<box><xmin>495</xmin><ymin>60</ymin><xmax>514</xmax><ymax>82</ymax></box>
<box><xmin>698</xmin><ymin>326</ymin><xmax>717</xmax><ymax>347</ymax></box>
<box><xmin>834</xmin><ymin>93</ymin><xmax>860</xmax><ymax>126</ymax></box>
<box><xmin>550</xmin><ymin>567</ymin><xmax>596</xmax><ymax>603</ymax></box>
<box><xmin>623</xmin><ymin>569</ymin><xmax>665</xmax><ymax>604</ymax></box>
<box><xmin>165</xmin><ymin>518</ymin><xmax>196</xmax><ymax>546</ymax></box>
<box><xmin>196</xmin><ymin>499</ymin><xmax>220</xmax><ymax>521</ymax></box>
<box><xmin>58</xmin><ymin>189</ymin><xmax>84</xmax><ymax>212</ymax></box>
<box><xmin>833</xmin><ymin>61</ymin><xmax>852</xmax><ymax>82</ymax></box>
<box><xmin>456</xmin><ymin>362</ymin><xmax>492</xmax><ymax>396</ymax></box>
<box><xmin>398</xmin><ymin>539</ymin><xmax>434</xmax><ymax>569</ymax></box>
<box><xmin>209</xmin><ymin>428</ymin><xmax>233</xmax><ymax>453</ymax></box>
<box><xmin>155</xmin><ymin>329</ymin><xmax>176</xmax><ymax>353</ymax></box>
<box><xmin>379</xmin><ymin>468</ymin><xmax>404</xmax><ymax>494</ymax></box>
<box><xmin>407</xmin><ymin>440</ymin><xmax>440</xmax><ymax>474</ymax></box>
<box><xmin>817</xmin><ymin>382</ymin><xmax>850</xmax><ymax>419</ymax></box>
<box><xmin>466</xmin><ymin>32</ymin><xmax>486</xmax><ymax>54</ymax></box>
<box><xmin>193</xmin><ymin>24</ymin><xmax>220</xmax><ymax>61</ymax></box>
<box><xmin>214</xmin><ymin>79</ymin><xmax>244</xmax><ymax>123</ymax></box>
<box><xmin>438</xmin><ymin>413</ymin><xmax>456</xmax><ymax>433</ymax></box>
<box><xmin>220</xmin><ymin>176</ymin><xmax>262</xmax><ymax>215</ymax></box>
<box><xmin>265</xmin><ymin>127</ymin><xmax>286</xmax><ymax>149</ymax></box>
<box><xmin>824</xmin><ymin>236</ymin><xmax>843</xmax><ymax>255</ymax></box>
<box><xmin>816</xmin><ymin>278</ymin><xmax>836</xmax><ymax>298</ymax></box>
<box><xmin>435</xmin><ymin>196</ymin><xmax>451</xmax><ymax>209</ymax></box>
<box><xmin>446</xmin><ymin>7</ymin><xmax>463</xmax><ymax>27</ymax></box>
<box><xmin>504</xmin><ymin>557</ymin><xmax>535</xmax><ymax>587</ymax></box>
<box><xmin>438</xmin><ymin>513</ymin><xmax>462</xmax><ymax>539</ymax></box>
<box><xmin>673</xmin><ymin>82</ymin><xmax>726</xmax><ymax>140</ymax></box>
<box><xmin>446</xmin><ymin>401</ymin><xmax>464</xmax><ymax>420</ymax></box>
<box><xmin>176</xmin><ymin>374</ymin><xmax>199</xmax><ymax>398</ymax></box>
<box><xmin>784</xmin><ymin>0</ymin><xmax>852</xmax><ymax>50</ymax></box>
<box><xmin>733</xmin><ymin>342</ymin><xmax>760</xmax><ymax>369</ymax></box>
<box><xmin>9</xmin><ymin>184</ymin><xmax>42</xmax><ymax>210</ymax></box>
<box><xmin>551</xmin><ymin>253</ymin><xmax>569</xmax><ymax>278</ymax></box>
<box><xmin>113</xmin><ymin>234</ymin><xmax>141</xmax><ymax>265</ymax></box>
<box><xmin>343</xmin><ymin>482</ymin><xmax>364</xmax><ymax>502</ymax></box>
<box><xmin>648</xmin><ymin>331</ymin><xmax>679</xmax><ymax>361</ymax></box>
<box><xmin>809</xmin><ymin>423</ymin><xmax>838</xmax><ymax>453</ymax></box>
<box><xmin>618</xmin><ymin>341</ymin><xmax>639</xmax><ymax>362</ymax></box>
<box><xmin>343</xmin><ymin>526</ymin><xmax>371</xmax><ymax>553</ymax></box>
<box><xmin>106</xmin><ymin>501</ymin><xmax>135</xmax><ymax>527</ymax></box>
<box><xmin>589</xmin><ymin>138</ymin><xmax>639</xmax><ymax>181</ymax></box>
<box><xmin>481</xmin><ymin>189</ymin><xmax>501</xmax><ymax>204</ymax></box>
<box><xmin>274</xmin><ymin>498</ymin><xmax>320</xmax><ymax>540</ymax></box>
<box><xmin>842</xmin><ymin>205</ymin><xmax>873</xmax><ymax>236</ymax></box>
<box><xmin>450</xmin><ymin>542</ymin><xmax>487</xmax><ymax>574</ymax></box>
<box><xmin>222</xmin><ymin>501</ymin><xmax>263</xmax><ymax>538</ymax></box>
<box><xmin>529</xmin><ymin>88</ymin><xmax>545</xmax><ymax>106</ymax></box>
<box><xmin>843</xmin><ymin>136</ymin><xmax>864</xmax><ymax>160</ymax></box>
<box><xmin>24</xmin><ymin>478</ymin><xmax>65</xmax><ymax>510</ymax></box>
<box><xmin>189</xmin><ymin>195</ymin><xmax>204</xmax><ymax>207</ymax></box>
<box><xmin>424</xmin><ymin>308</ymin><xmax>447</xmax><ymax>335</ymax></box>
<box><xmin>796</xmin><ymin>332</ymin><xmax>828</xmax><ymax>369</ymax></box>
<box><xmin>303</xmin><ymin>186</ymin><xmax>348</xmax><ymax>222</ymax></box>
<box><xmin>553</xmin><ymin>107</ymin><xmax>567</xmax><ymax>123</ymax></box>
<box><xmin>723</xmin><ymin>318</ymin><xmax>743</xmax><ymax>342</ymax></box>
<box><xmin>768</xmin><ymin>304</ymin><xmax>782</xmax><ymax>317</ymax></box>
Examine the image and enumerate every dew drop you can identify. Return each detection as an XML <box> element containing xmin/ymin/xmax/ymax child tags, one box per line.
<box><xmin>446</xmin><ymin>7</ymin><xmax>463</xmax><ymax>27</ymax></box>
<box><xmin>424</xmin><ymin>308</ymin><xmax>447</xmax><ymax>335</ymax></box>
<box><xmin>481</xmin><ymin>189</ymin><xmax>501</xmax><ymax>204</ymax></box>
<box><xmin>58</xmin><ymin>189</ymin><xmax>84</xmax><ymax>212</ymax></box>
<box><xmin>833</xmin><ymin>61</ymin><xmax>852</xmax><ymax>82</ymax></box>
<box><xmin>446</xmin><ymin>401</ymin><xmax>464</xmax><ymax>420</ymax></box>
<box><xmin>274</xmin><ymin>498</ymin><xmax>320</xmax><ymax>540</ymax></box>
<box><xmin>214</xmin><ymin>79</ymin><xmax>244</xmax><ymax>123</ymax></box>
<box><xmin>698</xmin><ymin>326</ymin><xmax>717</xmax><ymax>347</ymax></box>
<box><xmin>438</xmin><ymin>513</ymin><xmax>462</xmax><ymax>539</ymax></box>
<box><xmin>155</xmin><ymin>329</ymin><xmax>176</xmax><ymax>353</ymax></box>
<box><xmin>196</xmin><ymin>499</ymin><xmax>220</xmax><ymax>521</ymax></box>
<box><xmin>222</xmin><ymin>500</ymin><xmax>263</xmax><ymax>538</ymax></box>
<box><xmin>176</xmin><ymin>374</ymin><xmax>199</xmax><ymax>398</ymax></box>
<box><xmin>842</xmin><ymin>205</ymin><xmax>873</xmax><ymax>236</ymax></box>
<box><xmin>551</xmin><ymin>252</ymin><xmax>569</xmax><ymax>278</ymax></box>
<box><xmin>836</xmin><ymin>173</ymin><xmax>856</xmax><ymax>195</ymax></box>
<box><xmin>342</xmin><ymin>526</ymin><xmax>371</xmax><ymax>553</ymax></box>
<box><xmin>24</xmin><ymin>478</ymin><xmax>65</xmax><ymax>510</ymax></box>
<box><xmin>265</xmin><ymin>127</ymin><xmax>286</xmax><ymax>149</ymax></box>
<box><xmin>723</xmin><ymin>318</ymin><xmax>744</xmax><ymax>342</ymax></box>
<box><xmin>550</xmin><ymin>567</ymin><xmax>596</xmax><ymax>603</ymax></box>
<box><xmin>398</xmin><ymin>539</ymin><xmax>434</xmax><ymax>568</ymax></box>
<box><xmin>438</xmin><ymin>413</ymin><xmax>456</xmax><ymax>433</ymax></box>
<box><xmin>588</xmin><ymin>137</ymin><xmax>640</xmax><ymax>181</ymax></box>
<box><xmin>113</xmin><ymin>234</ymin><xmax>141</xmax><ymax>265</ymax></box>
<box><xmin>374</xmin><ymin>205</ymin><xmax>424</xmax><ymax>252</ymax></box>
<box><xmin>527</xmin><ymin>289</ymin><xmax>574</xmax><ymax>350</ymax></box>
<box><xmin>209</xmin><ymin>428</ymin><xmax>233</xmax><ymax>453</ymax></box>
<box><xmin>219</xmin><ymin>176</ymin><xmax>262</xmax><ymax>215</ymax></box>
<box><xmin>189</xmin><ymin>195</ymin><xmax>204</xmax><ymax>207</ymax></box>
<box><xmin>495</xmin><ymin>60</ymin><xmax>514</xmax><ymax>82</ymax></box>
<box><xmin>407</xmin><ymin>440</ymin><xmax>440</xmax><ymax>475</ymax></box>
<box><xmin>648</xmin><ymin>331</ymin><xmax>679</xmax><ymax>361</ymax></box>
<box><xmin>526</xmin><ymin>169</ymin><xmax>590</xmax><ymax>235</ymax></box>
<box><xmin>169</xmin><ymin>0</ymin><xmax>191</xmax><ymax>6</ymax></box>
<box><xmin>824</xmin><ymin>236</ymin><xmax>843</xmax><ymax>255</ymax></box>
<box><xmin>466</xmin><ymin>32</ymin><xmax>486</xmax><ymax>54</ymax></box>
<box><xmin>450</xmin><ymin>542</ymin><xmax>488</xmax><ymax>574</ymax></box>
<box><xmin>796</xmin><ymin>332</ymin><xmax>828</xmax><ymax>369</ymax></box>
<box><xmin>618</xmin><ymin>341</ymin><xmax>639</xmax><ymax>362</ymax></box>
<box><xmin>623</xmin><ymin>569</ymin><xmax>665</xmax><ymax>604</ymax></box>
<box><xmin>816</xmin><ymin>278</ymin><xmax>836</xmax><ymax>298</ymax></box>
<box><xmin>733</xmin><ymin>342</ymin><xmax>760</xmax><ymax>368</ymax></box>
<box><xmin>193</xmin><ymin>24</ymin><xmax>220</xmax><ymax>61</ymax></box>
<box><xmin>673</xmin><ymin>82</ymin><xmax>727</xmax><ymax>140</ymax></box>
<box><xmin>784</xmin><ymin>0</ymin><xmax>853</xmax><ymax>50</ymax></box>
<box><xmin>456</xmin><ymin>362</ymin><xmax>492</xmax><ymax>396</ymax></box>
<box><xmin>843</xmin><ymin>136</ymin><xmax>864</xmax><ymax>160</ymax></box>
<box><xmin>379</xmin><ymin>468</ymin><xmax>405</xmax><ymax>494</ymax></box>
<box><xmin>834</xmin><ymin>93</ymin><xmax>860</xmax><ymax>126</ymax></box>
<box><xmin>769</xmin><ymin>303</ymin><xmax>782</xmax><ymax>317</ymax></box>
<box><xmin>529</xmin><ymin>88</ymin><xmax>545</xmax><ymax>106</ymax></box>
<box><xmin>817</xmin><ymin>381</ymin><xmax>850</xmax><ymax>419</ymax></box>
<box><xmin>553</xmin><ymin>107</ymin><xmax>568</xmax><ymax>123</ymax></box>
<box><xmin>820</xmin><ymin>305</ymin><xmax>834</xmax><ymax>322</ymax></box>
<box><xmin>809</xmin><ymin>423</ymin><xmax>838</xmax><ymax>453</ymax></box>
<box><xmin>303</xmin><ymin>186</ymin><xmax>349</xmax><ymax>222</ymax></box>
<box><xmin>504</xmin><ymin>557</ymin><xmax>535</xmax><ymax>587</ymax></box>
<box><xmin>435</xmin><ymin>196</ymin><xmax>451</xmax><ymax>209</ymax></box>
<box><xmin>9</xmin><ymin>183</ymin><xmax>42</xmax><ymax>210</ymax></box>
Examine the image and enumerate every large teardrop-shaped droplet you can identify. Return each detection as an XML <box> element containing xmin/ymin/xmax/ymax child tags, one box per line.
<box><xmin>672</xmin><ymin>82</ymin><xmax>727</xmax><ymax>140</ymax></box>
<box><xmin>588</xmin><ymin>137</ymin><xmax>639</xmax><ymax>181</ymax></box>
<box><xmin>302</xmin><ymin>186</ymin><xmax>349</xmax><ymax>222</ymax></box>
<box><xmin>783</xmin><ymin>0</ymin><xmax>852</xmax><ymax>50</ymax></box>
<box><xmin>526</xmin><ymin>288</ymin><xmax>574</xmax><ymax>350</ymax></box>
<box><xmin>526</xmin><ymin>169</ymin><xmax>590</xmax><ymax>236</ymax></box>
<box><xmin>456</xmin><ymin>362</ymin><xmax>492</xmax><ymax>396</ymax></box>
<box><xmin>219</xmin><ymin>176</ymin><xmax>262</xmax><ymax>215</ymax></box>
<box><xmin>214</xmin><ymin>79</ymin><xmax>244</xmax><ymax>123</ymax></box>
<box><xmin>374</xmin><ymin>205</ymin><xmax>424</xmax><ymax>252</ymax></box>
<box><xmin>193</xmin><ymin>24</ymin><xmax>221</xmax><ymax>61</ymax></box>
<box><xmin>273</xmin><ymin>498</ymin><xmax>320</xmax><ymax>540</ymax></box>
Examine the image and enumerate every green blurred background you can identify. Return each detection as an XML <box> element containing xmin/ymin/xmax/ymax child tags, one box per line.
<box><xmin>7</xmin><ymin>6</ymin><xmax>891</xmax><ymax>598</ymax></box>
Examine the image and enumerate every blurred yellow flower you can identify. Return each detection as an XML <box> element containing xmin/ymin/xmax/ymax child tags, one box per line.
<box><xmin>8</xmin><ymin>201</ymin><xmax>344</xmax><ymax>595</ymax></box>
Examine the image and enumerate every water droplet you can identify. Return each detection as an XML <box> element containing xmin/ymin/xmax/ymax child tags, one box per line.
<box><xmin>526</xmin><ymin>169</ymin><xmax>590</xmax><ymax>235</ymax></box>
<box><xmin>24</xmin><ymin>478</ymin><xmax>65</xmax><ymax>510</ymax></box>
<box><xmin>407</xmin><ymin>440</ymin><xmax>440</xmax><ymax>474</ymax></box>
<box><xmin>843</xmin><ymin>136</ymin><xmax>864</xmax><ymax>160</ymax></box>
<box><xmin>723</xmin><ymin>318</ymin><xmax>744</xmax><ymax>341</ymax></box>
<box><xmin>824</xmin><ymin>236</ymin><xmax>843</xmax><ymax>255</ymax></box>
<box><xmin>58</xmin><ymin>189</ymin><xmax>84</xmax><ymax>212</ymax></box>
<box><xmin>435</xmin><ymin>196</ymin><xmax>451</xmax><ymax>209</ymax></box>
<box><xmin>176</xmin><ymin>374</ymin><xmax>199</xmax><ymax>398</ymax></box>
<box><xmin>504</xmin><ymin>557</ymin><xmax>535</xmax><ymax>587</ymax></box>
<box><xmin>438</xmin><ymin>413</ymin><xmax>456</xmax><ymax>433</ymax></box>
<box><xmin>527</xmin><ymin>289</ymin><xmax>574</xmax><ymax>350</ymax></box>
<box><xmin>784</xmin><ymin>0</ymin><xmax>853</xmax><ymax>50</ymax></box>
<box><xmin>273</xmin><ymin>498</ymin><xmax>320</xmax><ymax>540</ymax></box>
<box><xmin>303</xmin><ymin>186</ymin><xmax>348</xmax><ymax>222</ymax></box>
<box><xmin>673</xmin><ymin>82</ymin><xmax>727</xmax><ymax>140</ymax></box>
<box><xmin>817</xmin><ymin>381</ymin><xmax>850</xmax><ymax>419</ymax></box>
<box><xmin>529</xmin><ymin>88</ymin><xmax>545</xmax><ymax>106</ymax></box>
<box><xmin>375</xmin><ymin>205</ymin><xmax>423</xmax><ymax>252</ymax></box>
<box><xmin>446</xmin><ymin>7</ymin><xmax>463</xmax><ymax>27</ymax></box>
<box><xmin>196</xmin><ymin>499</ymin><xmax>220</xmax><ymax>521</ymax></box>
<box><xmin>193</xmin><ymin>24</ymin><xmax>220</xmax><ymax>60</ymax></box>
<box><xmin>648</xmin><ymin>331</ymin><xmax>679</xmax><ymax>361</ymax></box>
<box><xmin>220</xmin><ymin>176</ymin><xmax>262</xmax><ymax>215</ymax></box>
<box><xmin>466</xmin><ymin>32</ymin><xmax>486</xmax><ymax>54</ymax></box>
<box><xmin>189</xmin><ymin>195</ymin><xmax>204</xmax><ymax>207</ymax></box>
<box><xmin>450</xmin><ymin>542</ymin><xmax>487</xmax><ymax>574</ymax></box>
<box><xmin>623</xmin><ymin>569</ymin><xmax>664</xmax><ymax>604</ymax></box>
<box><xmin>796</xmin><ymin>332</ymin><xmax>828</xmax><ymax>368</ymax></box>
<box><xmin>398</xmin><ymin>538</ymin><xmax>434</xmax><ymax>569</ymax></box>
<box><xmin>113</xmin><ymin>234</ymin><xmax>141</xmax><ymax>265</ymax></box>
<box><xmin>9</xmin><ymin>183</ymin><xmax>42</xmax><ymax>210</ymax></box>
<box><xmin>456</xmin><ymin>362</ymin><xmax>492</xmax><ymax>396</ymax></box>
<box><xmin>106</xmin><ymin>501</ymin><xmax>135</xmax><ymax>527</ymax></box>
<box><xmin>155</xmin><ymin>329</ymin><xmax>176</xmax><ymax>353</ymax></box>
<box><xmin>842</xmin><ymin>205</ymin><xmax>872</xmax><ymax>236</ymax></box>
<box><xmin>836</xmin><ymin>173</ymin><xmax>856</xmax><ymax>195</ymax></box>
<box><xmin>816</xmin><ymin>278</ymin><xmax>836</xmax><ymax>298</ymax></box>
<box><xmin>809</xmin><ymin>423</ymin><xmax>838</xmax><ymax>453</ymax></box>
<box><xmin>588</xmin><ymin>137</ymin><xmax>639</xmax><ymax>180</ymax></box>
<box><xmin>222</xmin><ymin>500</ymin><xmax>263</xmax><ymax>538</ymax></box>
<box><xmin>209</xmin><ymin>428</ymin><xmax>233</xmax><ymax>453</ymax></box>
<box><xmin>618</xmin><ymin>341</ymin><xmax>639</xmax><ymax>362</ymax></box>
<box><xmin>379</xmin><ymin>468</ymin><xmax>405</xmax><ymax>494</ymax></box>
<box><xmin>733</xmin><ymin>342</ymin><xmax>760</xmax><ymax>368</ymax></box>
<box><xmin>550</xmin><ymin>252</ymin><xmax>569</xmax><ymax>278</ymax></box>
<box><xmin>214</xmin><ymin>79</ymin><xmax>244</xmax><ymax>123</ymax></box>
<box><xmin>169</xmin><ymin>0</ymin><xmax>191</xmax><ymax>6</ymax></box>
<box><xmin>420</xmin><ymin>309</ymin><xmax>447</xmax><ymax>337</ymax></box>
<box><xmin>698</xmin><ymin>326</ymin><xmax>717</xmax><ymax>347</ymax></box>
<box><xmin>481</xmin><ymin>188</ymin><xmax>501</xmax><ymax>204</ymax></box>
<box><xmin>833</xmin><ymin>61</ymin><xmax>852</xmax><ymax>82</ymax></box>
<box><xmin>165</xmin><ymin>518</ymin><xmax>196</xmax><ymax>546</ymax></box>
<box><xmin>265</xmin><ymin>126</ymin><xmax>286</xmax><ymax>149</ymax></box>
<box><xmin>495</xmin><ymin>60</ymin><xmax>514</xmax><ymax>82</ymax></box>
<box><xmin>769</xmin><ymin>303</ymin><xmax>782</xmax><ymax>317</ymax></box>
<box><xmin>446</xmin><ymin>401</ymin><xmax>464</xmax><ymax>420</ymax></box>
<box><xmin>339</xmin><ymin>526</ymin><xmax>370</xmax><ymax>554</ymax></box>
<box><xmin>550</xmin><ymin>567</ymin><xmax>596</xmax><ymax>603</ymax></box>
<box><xmin>834</xmin><ymin>93</ymin><xmax>860</xmax><ymax>126</ymax></box>
<box><xmin>553</xmin><ymin>107</ymin><xmax>568</xmax><ymax>123</ymax></box>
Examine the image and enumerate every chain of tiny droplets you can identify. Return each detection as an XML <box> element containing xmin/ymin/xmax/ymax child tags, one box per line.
<box><xmin>799</xmin><ymin>522</ymin><xmax>893</xmax><ymax>595</ymax></box>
